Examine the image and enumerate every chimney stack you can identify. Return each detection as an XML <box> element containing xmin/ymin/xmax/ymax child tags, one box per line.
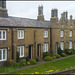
<box><xmin>37</xmin><ymin>5</ymin><xmax>44</xmax><ymax>21</ymax></box>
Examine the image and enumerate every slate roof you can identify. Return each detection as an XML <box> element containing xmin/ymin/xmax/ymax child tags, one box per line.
<box><xmin>0</xmin><ymin>16</ymin><xmax>51</xmax><ymax>28</ymax></box>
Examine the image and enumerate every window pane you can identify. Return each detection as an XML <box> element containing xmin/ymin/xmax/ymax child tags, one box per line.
<box><xmin>60</xmin><ymin>42</ymin><xmax>64</xmax><ymax>50</ymax></box>
<box><xmin>70</xmin><ymin>31</ymin><xmax>72</xmax><ymax>37</ymax></box>
<box><xmin>3</xmin><ymin>50</ymin><xmax>5</xmax><ymax>59</ymax></box>
<box><xmin>69</xmin><ymin>41</ymin><xmax>72</xmax><ymax>49</ymax></box>
<box><xmin>3</xmin><ymin>31</ymin><xmax>5</xmax><ymax>39</ymax></box>
<box><xmin>44</xmin><ymin>31</ymin><xmax>48</xmax><ymax>38</ymax></box>
<box><xmin>21</xmin><ymin>30</ymin><xmax>24</xmax><ymax>38</ymax></box>
<box><xmin>21</xmin><ymin>47</ymin><xmax>23</xmax><ymax>56</ymax></box>
<box><xmin>0</xmin><ymin>50</ymin><xmax>2</xmax><ymax>60</ymax></box>
<box><xmin>18</xmin><ymin>31</ymin><xmax>20</xmax><ymax>38</ymax></box>
<box><xmin>60</xmin><ymin>31</ymin><xmax>63</xmax><ymax>37</ymax></box>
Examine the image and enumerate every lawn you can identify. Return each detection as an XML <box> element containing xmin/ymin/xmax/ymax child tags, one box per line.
<box><xmin>10</xmin><ymin>56</ymin><xmax>75</xmax><ymax>74</ymax></box>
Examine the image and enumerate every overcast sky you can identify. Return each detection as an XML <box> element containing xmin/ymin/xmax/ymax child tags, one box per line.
<box><xmin>6</xmin><ymin>1</ymin><xmax>75</xmax><ymax>20</ymax></box>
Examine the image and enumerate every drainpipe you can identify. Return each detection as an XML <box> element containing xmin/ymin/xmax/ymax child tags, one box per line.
<box><xmin>11</xmin><ymin>28</ymin><xmax>14</xmax><ymax>59</ymax></box>
<box><xmin>50</xmin><ymin>28</ymin><xmax>52</xmax><ymax>54</ymax></box>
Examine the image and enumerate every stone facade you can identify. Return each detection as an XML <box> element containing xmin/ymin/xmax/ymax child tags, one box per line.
<box><xmin>0</xmin><ymin>1</ymin><xmax>75</xmax><ymax>63</ymax></box>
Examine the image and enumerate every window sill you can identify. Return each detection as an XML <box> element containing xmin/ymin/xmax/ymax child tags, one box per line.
<box><xmin>18</xmin><ymin>38</ymin><xmax>24</xmax><ymax>40</ymax></box>
<box><xmin>44</xmin><ymin>37</ymin><xmax>48</xmax><ymax>38</ymax></box>
<box><xmin>0</xmin><ymin>59</ymin><xmax>7</xmax><ymax>62</ymax></box>
<box><xmin>19</xmin><ymin>56</ymin><xmax>24</xmax><ymax>58</ymax></box>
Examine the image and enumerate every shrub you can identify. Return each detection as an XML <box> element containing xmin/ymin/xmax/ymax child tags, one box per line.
<box><xmin>21</xmin><ymin>59</ymin><xmax>26</xmax><ymax>63</ymax></box>
<box><xmin>43</xmin><ymin>52</ymin><xmax>50</xmax><ymax>58</ymax></box>
<box><xmin>3</xmin><ymin>61</ymin><xmax>9</xmax><ymax>67</ymax></box>
<box><xmin>22</xmin><ymin>62</ymin><xmax>27</xmax><ymax>66</ymax></box>
<box><xmin>27</xmin><ymin>62</ymin><xmax>30</xmax><ymax>65</ymax></box>
<box><xmin>53</xmin><ymin>55</ymin><xmax>56</xmax><ymax>59</ymax></box>
<box><xmin>55</xmin><ymin>54</ymin><xmax>61</xmax><ymax>58</ymax></box>
<box><xmin>9</xmin><ymin>59</ymin><xmax>15</xmax><ymax>66</ymax></box>
<box><xmin>64</xmin><ymin>49</ymin><xmax>73</xmax><ymax>55</ymax></box>
<box><xmin>73</xmin><ymin>49</ymin><xmax>75</xmax><ymax>54</ymax></box>
<box><xmin>58</xmin><ymin>47</ymin><xmax>63</xmax><ymax>55</ymax></box>
<box><xmin>61</xmin><ymin>53</ymin><xmax>66</xmax><ymax>57</ymax></box>
<box><xmin>26</xmin><ymin>56</ymin><xmax>30</xmax><ymax>62</ymax></box>
<box><xmin>16</xmin><ymin>51</ymin><xmax>20</xmax><ymax>62</ymax></box>
<box><xmin>30</xmin><ymin>59</ymin><xmax>37</xmax><ymax>65</ymax></box>
<box><xmin>35</xmin><ymin>57</ymin><xmax>40</xmax><ymax>62</ymax></box>
<box><xmin>44</xmin><ymin>56</ymin><xmax>53</xmax><ymax>61</ymax></box>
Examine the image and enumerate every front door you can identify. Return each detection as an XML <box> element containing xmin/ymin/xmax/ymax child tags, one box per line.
<box><xmin>29</xmin><ymin>45</ymin><xmax>32</xmax><ymax>59</ymax></box>
<box><xmin>37</xmin><ymin>44</ymin><xmax>40</xmax><ymax>57</ymax></box>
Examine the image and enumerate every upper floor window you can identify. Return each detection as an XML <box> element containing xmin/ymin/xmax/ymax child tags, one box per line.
<box><xmin>69</xmin><ymin>41</ymin><xmax>72</xmax><ymax>49</ymax></box>
<box><xmin>60</xmin><ymin>42</ymin><xmax>64</xmax><ymax>50</ymax></box>
<box><xmin>17</xmin><ymin>46</ymin><xmax>24</xmax><ymax>58</ymax></box>
<box><xmin>0</xmin><ymin>49</ymin><xmax>7</xmax><ymax>61</ymax></box>
<box><xmin>0</xmin><ymin>30</ymin><xmax>6</xmax><ymax>40</ymax></box>
<box><xmin>44</xmin><ymin>43</ymin><xmax>48</xmax><ymax>52</ymax></box>
<box><xmin>69</xmin><ymin>30</ymin><xmax>72</xmax><ymax>37</ymax></box>
<box><xmin>18</xmin><ymin>30</ymin><xmax>24</xmax><ymax>39</ymax></box>
<box><xmin>44</xmin><ymin>30</ymin><xmax>48</xmax><ymax>38</ymax></box>
<box><xmin>60</xmin><ymin>30</ymin><xmax>63</xmax><ymax>37</ymax></box>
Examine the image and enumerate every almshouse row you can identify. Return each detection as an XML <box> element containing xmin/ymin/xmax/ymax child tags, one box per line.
<box><xmin>0</xmin><ymin>1</ymin><xmax>75</xmax><ymax>63</ymax></box>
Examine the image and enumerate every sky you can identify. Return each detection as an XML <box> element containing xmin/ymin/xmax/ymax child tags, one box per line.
<box><xmin>6</xmin><ymin>1</ymin><xmax>75</xmax><ymax>20</ymax></box>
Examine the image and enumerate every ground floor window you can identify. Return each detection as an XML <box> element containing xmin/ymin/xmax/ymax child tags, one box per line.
<box><xmin>60</xmin><ymin>42</ymin><xmax>64</xmax><ymax>50</ymax></box>
<box><xmin>44</xmin><ymin>43</ymin><xmax>48</xmax><ymax>52</ymax></box>
<box><xmin>69</xmin><ymin>41</ymin><xmax>72</xmax><ymax>49</ymax></box>
<box><xmin>0</xmin><ymin>49</ymin><xmax>7</xmax><ymax>61</ymax></box>
<box><xmin>17</xmin><ymin>46</ymin><xmax>24</xmax><ymax>58</ymax></box>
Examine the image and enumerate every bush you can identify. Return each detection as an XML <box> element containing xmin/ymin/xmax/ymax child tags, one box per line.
<box><xmin>21</xmin><ymin>59</ymin><xmax>26</xmax><ymax>63</ymax></box>
<box><xmin>61</xmin><ymin>53</ymin><xmax>66</xmax><ymax>57</ymax></box>
<box><xmin>53</xmin><ymin>55</ymin><xmax>56</xmax><ymax>59</ymax></box>
<box><xmin>43</xmin><ymin>52</ymin><xmax>50</xmax><ymax>58</ymax></box>
<box><xmin>58</xmin><ymin>47</ymin><xmax>63</xmax><ymax>56</ymax></box>
<box><xmin>44</xmin><ymin>56</ymin><xmax>53</xmax><ymax>61</ymax></box>
<box><xmin>16</xmin><ymin>51</ymin><xmax>20</xmax><ymax>62</ymax></box>
<box><xmin>55</xmin><ymin>54</ymin><xmax>61</xmax><ymax>58</ymax></box>
<box><xmin>73</xmin><ymin>49</ymin><xmax>75</xmax><ymax>54</ymax></box>
<box><xmin>35</xmin><ymin>57</ymin><xmax>40</xmax><ymax>62</ymax></box>
<box><xmin>26</xmin><ymin>56</ymin><xmax>30</xmax><ymax>62</ymax></box>
<box><xmin>9</xmin><ymin>59</ymin><xmax>15</xmax><ymax>66</ymax></box>
<box><xmin>27</xmin><ymin>62</ymin><xmax>30</xmax><ymax>65</ymax></box>
<box><xmin>3</xmin><ymin>61</ymin><xmax>9</xmax><ymax>67</ymax></box>
<box><xmin>30</xmin><ymin>59</ymin><xmax>37</xmax><ymax>65</ymax></box>
<box><xmin>64</xmin><ymin>49</ymin><xmax>73</xmax><ymax>55</ymax></box>
<box><xmin>22</xmin><ymin>62</ymin><xmax>27</xmax><ymax>66</ymax></box>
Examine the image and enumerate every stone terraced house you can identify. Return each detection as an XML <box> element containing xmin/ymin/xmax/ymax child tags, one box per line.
<box><xmin>0</xmin><ymin>0</ymin><xmax>75</xmax><ymax>63</ymax></box>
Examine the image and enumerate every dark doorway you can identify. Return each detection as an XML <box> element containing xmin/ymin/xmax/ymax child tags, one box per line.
<box><xmin>29</xmin><ymin>45</ymin><xmax>32</xmax><ymax>59</ymax></box>
<box><xmin>37</xmin><ymin>44</ymin><xmax>41</xmax><ymax>57</ymax></box>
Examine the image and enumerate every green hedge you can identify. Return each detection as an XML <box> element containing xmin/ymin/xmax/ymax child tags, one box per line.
<box><xmin>44</xmin><ymin>56</ymin><xmax>53</xmax><ymax>61</ymax></box>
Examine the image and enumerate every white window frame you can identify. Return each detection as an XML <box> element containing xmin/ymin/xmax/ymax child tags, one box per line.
<box><xmin>60</xmin><ymin>30</ymin><xmax>63</xmax><ymax>37</ymax></box>
<box><xmin>0</xmin><ymin>30</ymin><xmax>6</xmax><ymax>40</ymax></box>
<box><xmin>18</xmin><ymin>30</ymin><xmax>24</xmax><ymax>39</ymax></box>
<box><xmin>44</xmin><ymin>43</ymin><xmax>48</xmax><ymax>52</ymax></box>
<box><xmin>44</xmin><ymin>30</ymin><xmax>48</xmax><ymax>38</ymax></box>
<box><xmin>60</xmin><ymin>42</ymin><xmax>64</xmax><ymax>50</ymax></box>
<box><xmin>0</xmin><ymin>49</ymin><xmax>7</xmax><ymax>61</ymax></box>
<box><xmin>17</xmin><ymin>46</ymin><xmax>24</xmax><ymax>58</ymax></box>
<box><xmin>69</xmin><ymin>41</ymin><xmax>72</xmax><ymax>49</ymax></box>
<box><xmin>69</xmin><ymin>30</ymin><xmax>72</xmax><ymax>37</ymax></box>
